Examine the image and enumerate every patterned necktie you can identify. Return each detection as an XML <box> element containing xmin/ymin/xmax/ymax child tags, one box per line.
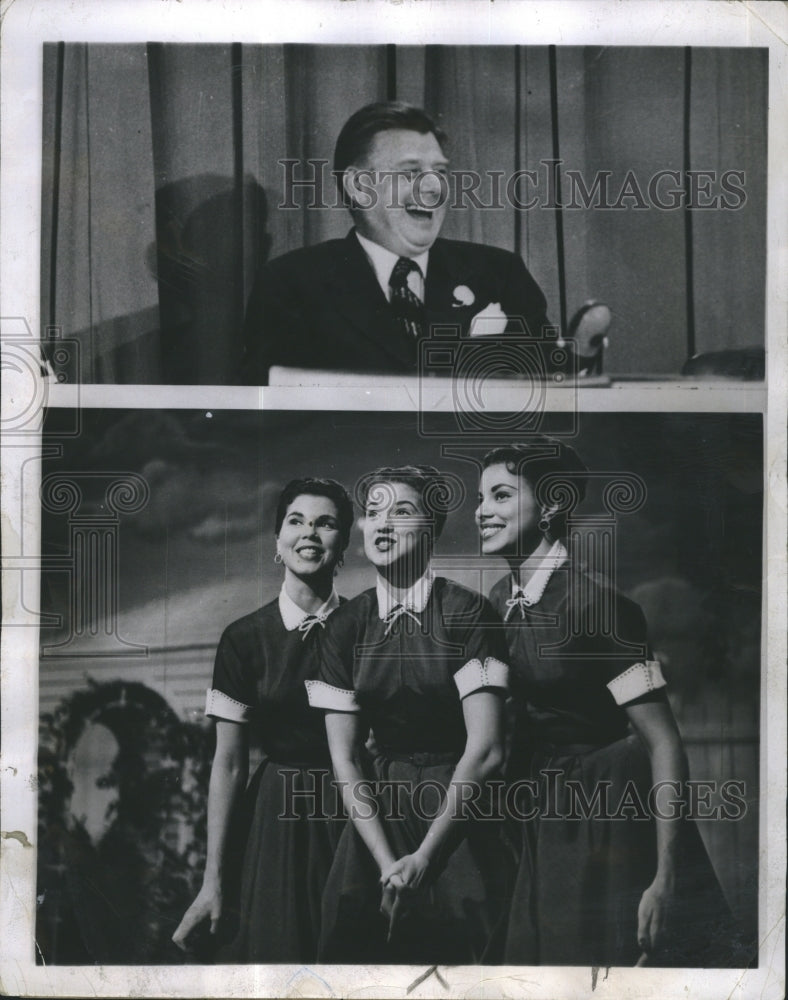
<box><xmin>389</xmin><ymin>257</ymin><xmax>425</xmax><ymax>339</ymax></box>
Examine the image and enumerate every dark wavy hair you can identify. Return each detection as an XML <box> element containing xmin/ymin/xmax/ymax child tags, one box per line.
<box><xmin>274</xmin><ymin>478</ymin><xmax>355</xmax><ymax>550</ymax></box>
<box><xmin>357</xmin><ymin>464</ymin><xmax>451</xmax><ymax>540</ymax></box>
<box><xmin>333</xmin><ymin>101</ymin><xmax>448</xmax><ymax>206</ymax></box>
<box><xmin>481</xmin><ymin>437</ymin><xmax>588</xmax><ymax>540</ymax></box>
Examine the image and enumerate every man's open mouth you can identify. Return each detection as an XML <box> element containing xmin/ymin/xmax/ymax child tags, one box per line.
<box><xmin>405</xmin><ymin>206</ymin><xmax>434</xmax><ymax>220</ymax></box>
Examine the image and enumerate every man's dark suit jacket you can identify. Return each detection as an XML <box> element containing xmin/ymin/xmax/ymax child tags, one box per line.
<box><xmin>239</xmin><ymin>229</ymin><xmax>551</xmax><ymax>384</ymax></box>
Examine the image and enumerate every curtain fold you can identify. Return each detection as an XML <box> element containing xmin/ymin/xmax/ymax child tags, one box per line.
<box><xmin>690</xmin><ymin>48</ymin><xmax>768</xmax><ymax>357</ymax></box>
<box><xmin>422</xmin><ymin>46</ymin><xmax>513</xmax><ymax>250</ymax></box>
<box><xmin>517</xmin><ymin>45</ymin><xmax>561</xmax><ymax>331</ymax></box>
<box><xmin>581</xmin><ymin>46</ymin><xmax>688</xmax><ymax>375</ymax></box>
<box><xmin>41</xmin><ymin>44</ymin><xmax>767</xmax><ymax>383</ymax></box>
<box><xmin>43</xmin><ymin>44</ymin><xmax>162</xmax><ymax>383</ymax></box>
<box><xmin>147</xmin><ymin>43</ymin><xmax>243</xmax><ymax>384</ymax></box>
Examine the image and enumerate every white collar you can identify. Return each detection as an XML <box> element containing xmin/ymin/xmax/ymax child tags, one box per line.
<box><xmin>376</xmin><ymin>568</ymin><xmax>435</xmax><ymax>620</ymax></box>
<box><xmin>355</xmin><ymin>230</ymin><xmax>429</xmax><ymax>296</ymax></box>
<box><xmin>511</xmin><ymin>539</ymin><xmax>568</xmax><ymax>606</ymax></box>
<box><xmin>278</xmin><ymin>585</ymin><xmax>340</xmax><ymax>631</ymax></box>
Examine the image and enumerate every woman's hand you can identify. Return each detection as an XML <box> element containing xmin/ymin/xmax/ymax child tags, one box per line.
<box><xmin>626</xmin><ymin>697</ymin><xmax>686</xmax><ymax>961</ymax></box>
<box><xmin>380</xmin><ymin>873</ymin><xmax>404</xmax><ymax>920</ymax></box>
<box><xmin>175</xmin><ymin>719</ymin><xmax>246</xmax><ymax>951</ymax></box>
<box><xmin>636</xmin><ymin>875</ymin><xmax>675</xmax><ymax>956</ymax></box>
<box><xmin>380</xmin><ymin>851</ymin><xmax>431</xmax><ymax>892</ymax></box>
<box><xmin>380</xmin><ymin>855</ymin><xmax>431</xmax><ymax>943</ymax></box>
<box><xmin>379</xmin><ymin>872</ymin><xmax>415</xmax><ymax>943</ymax></box>
<box><xmin>172</xmin><ymin>881</ymin><xmax>222</xmax><ymax>951</ymax></box>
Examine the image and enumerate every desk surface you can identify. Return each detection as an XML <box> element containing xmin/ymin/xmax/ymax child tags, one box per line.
<box><xmin>46</xmin><ymin>373</ymin><xmax>766</xmax><ymax>413</ymax></box>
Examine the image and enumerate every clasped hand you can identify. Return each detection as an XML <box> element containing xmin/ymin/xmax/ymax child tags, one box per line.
<box><xmin>381</xmin><ymin>851</ymin><xmax>431</xmax><ymax>892</ymax></box>
<box><xmin>379</xmin><ymin>852</ymin><xmax>431</xmax><ymax>938</ymax></box>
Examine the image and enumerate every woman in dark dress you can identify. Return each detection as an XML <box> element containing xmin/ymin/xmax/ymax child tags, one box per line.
<box><xmin>306</xmin><ymin>465</ymin><xmax>517</xmax><ymax>965</ymax></box>
<box><xmin>172</xmin><ymin>478</ymin><xmax>353</xmax><ymax>962</ymax></box>
<box><xmin>476</xmin><ymin>438</ymin><xmax>743</xmax><ymax>967</ymax></box>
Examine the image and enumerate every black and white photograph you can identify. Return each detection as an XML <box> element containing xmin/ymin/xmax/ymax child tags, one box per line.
<box><xmin>39</xmin><ymin>42</ymin><xmax>767</xmax><ymax>386</ymax></box>
<box><xmin>34</xmin><ymin>408</ymin><xmax>761</xmax><ymax>970</ymax></box>
<box><xmin>0</xmin><ymin>3</ymin><xmax>785</xmax><ymax>1000</ymax></box>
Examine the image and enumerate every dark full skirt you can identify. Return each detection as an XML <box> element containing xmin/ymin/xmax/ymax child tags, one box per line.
<box><xmin>219</xmin><ymin>759</ymin><xmax>344</xmax><ymax>963</ymax></box>
<box><xmin>504</xmin><ymin>733</ymin><xmax>752</xmax><ymax>967</ymax></box>
<box><xmin>318</xmin><ymin>755</ymin><xmax>519</xmax><ymax>965</ymax></box>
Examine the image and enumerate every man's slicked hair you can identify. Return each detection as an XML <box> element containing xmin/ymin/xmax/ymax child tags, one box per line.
<box><xmin>333</xmin><ymin>101</ymin><xmax>448</xmax><ymax>205</ymax></box>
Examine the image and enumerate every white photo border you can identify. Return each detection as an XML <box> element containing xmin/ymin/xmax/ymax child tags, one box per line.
<box><xmin>1</xmin><ymin>2</ymin><xmax>786</xmax><ymax>998</ymax></box>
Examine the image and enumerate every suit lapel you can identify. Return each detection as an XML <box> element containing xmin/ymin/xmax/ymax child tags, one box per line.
<box><xmin>322</xmin><ymin>231</ymin><xmax>420</xmax><ymax>370</ymax></box>
<box><xmin>424</xmin><ymin>240</ymin><xmax>473</xmax><ymax>337</ymax></box>
<box><xmin>424</xmin><ymin>239</ymin><xmax>455</xmax><ymax>312</ymax></box>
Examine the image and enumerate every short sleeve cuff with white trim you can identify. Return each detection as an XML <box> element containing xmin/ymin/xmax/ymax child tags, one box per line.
<box><xmin>453</xmin><ymin>657</ymin><xmax>509</xmax><ymax>699</ymax></box>
<box><xmin>606</xmin><ymin>660</ymin><xmax>666</xmax><ymax>706</ymax></box>
<box><xmin>305</xmin><ymin>679</ymin><xmax>360</xmax><ymax>712</ymax></box>
<box><xmin>205</xmin><ymin>688</ymin><xmax>253</xmax><ymax>723</ymax></box>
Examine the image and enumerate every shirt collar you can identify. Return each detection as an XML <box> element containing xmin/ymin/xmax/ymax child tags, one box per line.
<box><xmin>355</xmin><ymin>230</ymin><xmax>429</xmax><ymax>292</ymax></box>
<box><xmin>511</xmin><ymin>539</ymin><xmax>568</xmax><ymax>605</ymax></box>
<box><xmin>377</xmin><ymin>568</ymin><xmax>435</xmax><ymax>620</ymax></box>
<box><xmin>278</xmin><ymin>585</ymin><xmax>340</xmax><ymax>631</ymax></box>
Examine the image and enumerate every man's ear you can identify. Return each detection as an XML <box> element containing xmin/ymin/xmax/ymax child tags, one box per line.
<box><xmin>342</xmin><ymin>166</ymin><xmax>375</xmax><ymax>211</ymax></box>
<box><xmin>342</xmin><ymin>167</ymin><xmax>360</xmax><ymax>209</ymax></box>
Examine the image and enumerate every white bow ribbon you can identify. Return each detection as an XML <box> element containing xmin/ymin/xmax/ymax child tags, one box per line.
<box><xmin>504</xmin><ymin>591</ymin><xmax>534</xmax><ymax>621</ymax></box>
<box><xmin>297</xmin><ymin>614</ymin><xmax>327</xmax><ymax>640</ymax></box>
<box><xmin>383</xmin><ymin>605</ymin><xmax>422</xmax><ymax>635</ymax></box>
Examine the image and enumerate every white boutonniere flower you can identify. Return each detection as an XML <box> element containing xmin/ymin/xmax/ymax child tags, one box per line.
<box><xmin>469</xmin><ymin>301</ymin><xmax>508</xmax><ymax>337</ymax></box>
<box><xmin>452</xmin><ymin>285</ymin><xmax>475</xmax><ymax>307</ymax></box>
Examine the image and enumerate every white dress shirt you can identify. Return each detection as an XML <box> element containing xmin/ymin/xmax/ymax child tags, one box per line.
<box><xmin>355</xmin><ymin>230</ymin><xmax>428</xmax><ymax>302</ymax></box>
